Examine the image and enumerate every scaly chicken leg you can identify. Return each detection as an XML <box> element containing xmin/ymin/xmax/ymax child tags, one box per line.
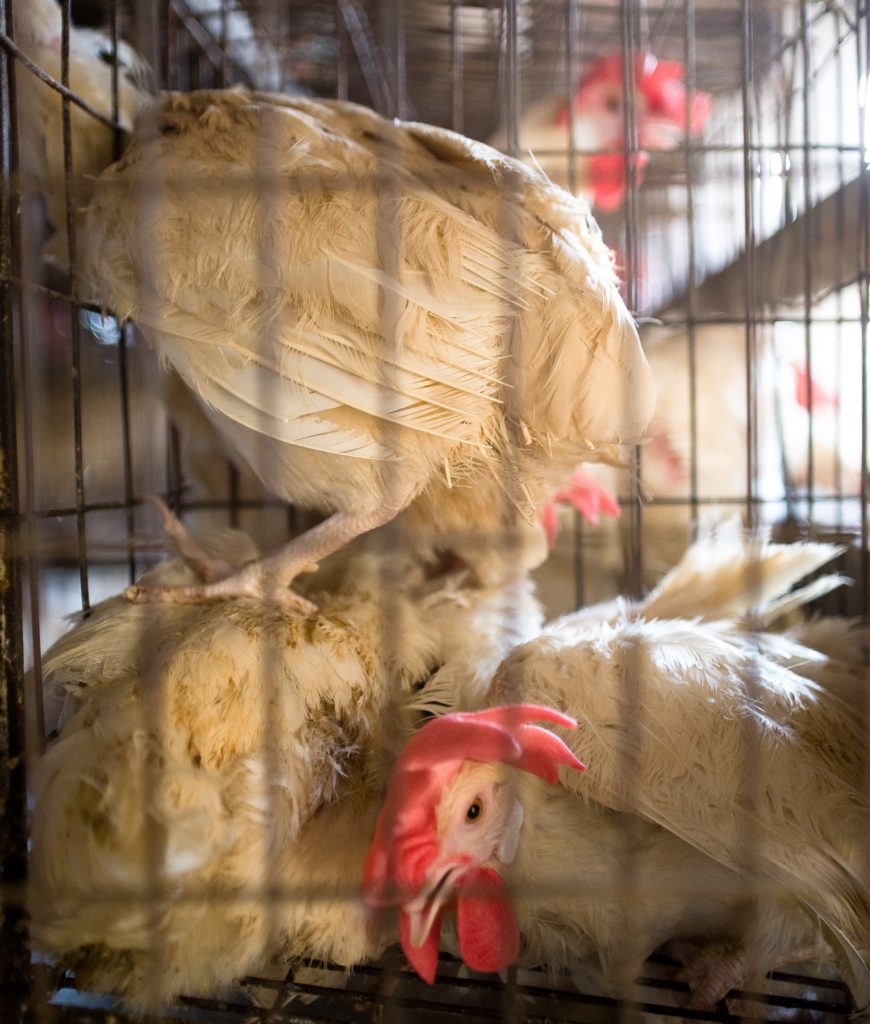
<box><xmin>125</xmin><ymin>489</ymin><xmax>414</xmax><ymax>608</ymax></box>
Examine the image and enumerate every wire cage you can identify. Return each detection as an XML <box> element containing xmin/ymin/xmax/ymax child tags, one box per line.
<box><xmin>1</xmin><ymin>0</ymin><xmax>869</xmax><ymax>1022</ymax></box>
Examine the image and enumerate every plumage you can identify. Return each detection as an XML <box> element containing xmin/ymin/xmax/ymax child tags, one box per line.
<box><xmin>83</xmin><ymin>87</ymin><xmax>654</xmax><ymax>603</ymax></box>
<box><xmin>34</xmin><ymin>524</ymin><xmax>869</xmax><ymax>1010</ymax></box>
<box><xmin>10</xmin><ymin>0</ymin><xmax>150</xmax><ymax>268</ymax></box>
<box><xmin>30</xmin><ymin>526</ymin><xmax>544</xmax><ymax>1005</ymax></box>
<box><xmin>370</xmin><ymin>533</ymin><xmax>870</xmax><ymax>1011</ymax></box>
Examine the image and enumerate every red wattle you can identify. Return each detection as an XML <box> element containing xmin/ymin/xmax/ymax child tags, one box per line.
<box><xmin>794</xmin><ymin>362</ymin><xmax>838</xmax><ymax>411</ymax></box>
<box><xmin>455</xmin><ymin>867</ymin><xmax>521</xmax><ymax>974</ymax></box>
<box><xmin>589</xmin><ymin>150</ymin><xmax>649</xmax><ymax>211</ymax></box>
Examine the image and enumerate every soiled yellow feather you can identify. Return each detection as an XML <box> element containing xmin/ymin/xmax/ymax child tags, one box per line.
<box><xmin>31</xmin><ymin>529</ymin><xmax>544</xmax><ymax>1005</ymax></box>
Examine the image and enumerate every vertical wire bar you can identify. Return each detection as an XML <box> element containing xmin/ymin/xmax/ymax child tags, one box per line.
<box><xmin>490</xmin><ymin>4</ymin><xmax>533</xmax><ymax>860</ymax></box>
<box><xmin>503</xmin><ymin>0</ymin><xmax>519</xmax><ymax>157</ymax></box>
<box><xmin>109</xmin><ymin>0</ymin><xmax>138</xmax><ymax>584</ymax></box>
<box><xmin>117</xmin><ymin>324</ymin><xmax>138</xmax><ymax>583</ymax></box>
<box><xmin>220</xmin><ymin>0</ymin><xmax>230</xmax><ymax>86</ymax></box>
<box><xmin>773</xmin><ymin>48</ymin><xmax>796</xmax><ymax>521</ymax></box>
<box><xmin>833</xmin><ymin>10</ymin><xmax>847</xmax><ymax>546</ymax></box>
<box><xmin>501</xmin><ymin>10</ymin><xmax>524</xmax><ymax>1018</ymax></box>
<box><xmin>799</xmin><ymin>2</ymin><xmax>815</xmax><ymax>527</ymax></box>
<box><xmin>564</xmin><ymin>0</ymin><xmax>587</xmax><ymax>608</ymax></box>
<box><xmin>336</xmin><ymin>0</ymin><xmax>349</xmax><ymax>102</ymax></box>
<box><xmin>391</xmin><ymin>0</ymin><xmax>407</xmax><ymax>120</ymax></box>
<box><xmin>0</xmin><ymin>1</ymin><xmax>33</xmax><ymax>1014</ymax></box>
<box><xmin>167</xmin><ymin>424</ymin><xmax>184</xmax><ymax>514</ymax></box>
<box><xmin>222</xmin><ymin>3</ymin><xmax>241</xmax><ymax>523</ymax></box>
<box><xmin>620</xmin><ymin>0</ymin><xmax>644</xmax><ymax>601</ymax></box>
<box><xmin>858</xmin><ymin>2</ymin><xmax>869</xmax><ymax>620</ymax></box>
<box><xmin>166</xmin><ymin>4</ymin><xmax>177</xmax><ymax>90</ymax></box>
<box><xmin>110</xmin><ymin>0</ymin><xmax>120</xmax><ymax>145</ymax></box>
<box><xmin>253</xmin><ymin>99</ymin><xmax>287</xmax><ymax>981</ymax></box>
<box><xmin>736</xmin><ymin>0</ymin><xmax>765</xmax><ymax>967</ymax></box>
<box><xmin>7</xmin><ymin>5</ymin><xmax>46</xmax><ymax>760</ymax></box>
<box><xmin>373</xmin><ymin>0</ymin><xmax>415</xmax><ymax>1005</ymax></box>
<box><xmin>60</xmin><ymin>0</ymin><xmax>90</xmax><ymax>612</ymax></box>
<box><xmin>449</xmin><ymin>0</ymin><xmax>464</xmax><ymax>135</ymax></box>
<box><xmin>615</xmin><ymin>2</ymin><xmax>646</xmax><ymax>1012</ymax></box>
<box><xmin>741</xmin><ymin>0</ymin><xmax>759</xmax><ymax>536</ymax></box>
<box><xmin>161</xmin><ymin>0</ymin><xmax>184</xmax><ymax>536</ymax></box>
<box><xmin>683</xmin><ymin>0</ymin><xmax>700</xmax><ymax>535</ymax></box>
<box><xmin>564</xmin><ymin>0</ymin><xmax>580</xmax><ymax>196</ymax></box>
<box><xmin>851</xmin><ymin>0</ymin><xmax>870</xmax><ymax>940</ymax></box>
<box><xmin>228</xmin><ymin>463</ymin><xmax>240</xmax><ymax>528</ymax></box>
<box><xmin>135</xmin><ymin>8</ymin><xmax>172</xmax><ymax>1004</ymax></box>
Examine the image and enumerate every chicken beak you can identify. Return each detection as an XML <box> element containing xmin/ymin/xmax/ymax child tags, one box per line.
<box><xmin>404</xmin><ymin>862</ymin><xmax>467</xmax><ymax>948</ymax></box>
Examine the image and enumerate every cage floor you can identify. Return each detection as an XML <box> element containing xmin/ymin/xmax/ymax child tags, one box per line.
<box><xmin>46</xmin><ymin>951</ymin><xmax>854</xmax><ymax>1023</ymax></box>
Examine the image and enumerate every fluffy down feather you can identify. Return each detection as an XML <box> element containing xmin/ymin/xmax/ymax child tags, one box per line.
<box><xmin>31</xmin><ymin>527</ymin><xmax>543</xmax><ymax>1005</ymax></box>
<box><xmin>83</xmin><ymin>88</ymin><xmax>654</xmax><ymax>599</ymax></box>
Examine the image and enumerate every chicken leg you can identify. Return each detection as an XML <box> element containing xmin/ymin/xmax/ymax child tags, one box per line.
<box><xmin>125</xmin><ymin>491</ymin><xmax>414</xmax><ymax>609</ymax></box>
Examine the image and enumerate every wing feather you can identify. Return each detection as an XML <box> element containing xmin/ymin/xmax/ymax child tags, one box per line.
<box><xmin>138</xmin><ymin>305</ymin><xmax>492</xmax><ymax>449</ymax></box>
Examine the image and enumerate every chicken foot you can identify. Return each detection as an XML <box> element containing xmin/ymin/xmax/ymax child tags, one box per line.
<box><xmin>665</xmin><ymin>939</ymin><xmax>749</xmax><ymax>1009</ymax></box>
<box><xmin>666</xmin><ymin>939</ymin><xmax>806</xmax><ymax>1020</ymax></box>
<box><xmin>126</xmin><ymin>490</ymin><xmax>414</xmax><ymax>609</ymax></box>
<box><xmin>145</xmin><ymin>496</ymin><xmax>237</xmax><ymax>583</ymax></box>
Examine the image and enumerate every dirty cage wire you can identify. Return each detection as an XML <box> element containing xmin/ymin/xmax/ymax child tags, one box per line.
<box><xmin>1</xmin><ymin>0</ymin><xmax>869</xmax><ymax>1021</ymax></box>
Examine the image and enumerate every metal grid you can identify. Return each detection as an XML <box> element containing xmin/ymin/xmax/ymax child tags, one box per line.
<box><xmin>46</xmin><ymin>952</ymin><xmax>860</xmax><ymax>1021</ymax></box>
<box><xmin>1</xmin><ymin>1</ymin><xmax>869</xmax><ymax>1022</ymax></box>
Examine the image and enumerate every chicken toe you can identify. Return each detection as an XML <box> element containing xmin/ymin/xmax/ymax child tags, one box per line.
<box><xmin>145</xmin><ymin>495</ymin><xmax>236</xmax><ymax>582</ymax></box>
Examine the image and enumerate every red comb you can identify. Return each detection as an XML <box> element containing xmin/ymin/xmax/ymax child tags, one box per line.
<box><xmin>640</xmin><ymin>58</ymin><xmax>713</xmax><ymax>135</ymax></box>
<box><xmin>575</xmin><ymin>52</ymin><xmax>713</xmax><ymax>137</ymax></box>
<box><xmin>541</xmin><ymin>468</ymin><xmax>621</xmax><ymax>548</ymax></box>
<box><xmin>393</xmin><ymin>705</ymin><xmax>582</xmax><ymax>783</ymax></box>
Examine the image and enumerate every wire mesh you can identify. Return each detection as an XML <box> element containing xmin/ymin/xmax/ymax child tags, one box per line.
<box><xmin>1</xmin><ymin>0</ymin><xmax>868</xmax><ymax>1022</ymax></box>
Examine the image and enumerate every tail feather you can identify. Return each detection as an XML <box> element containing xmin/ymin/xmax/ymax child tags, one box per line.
<box><xmin>640</xmin><ymin>527</ymin><xmax>844</xmax><ymax>623</ymax></box>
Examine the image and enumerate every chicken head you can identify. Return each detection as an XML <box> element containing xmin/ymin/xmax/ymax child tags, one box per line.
<box><xmin>564</xmin><ymin>53</ymin><xmax>713</xmax><ymax>210</ymax></box>
<box><xmin>362</xmin><ymin>705</ymin><xmax>585</xmax><ymax>982</ymax></box>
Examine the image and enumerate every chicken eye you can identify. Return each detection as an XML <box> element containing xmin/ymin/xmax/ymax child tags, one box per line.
<box><xmin>465</xmin><ymin>798</ymin><xmax>483</xmax><ymax>823</ymax></box>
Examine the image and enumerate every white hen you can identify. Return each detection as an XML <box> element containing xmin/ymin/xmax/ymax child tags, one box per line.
<box><xmin>9</xmin><ymin>0</ymin><xmax>149</xmax><ymax>268</ymax></box>
<box><xmin>83</xmin><ymin>87</ymin><xmax>654</xmax><ymax>607</ymax></box>
<box><xmin>562</xmin><ymin>320</ymin><xmax>865</xmax><ymax>598</ymax></box>
<box><xmin>31</xmin><ymin>525</ymin><xmax>543</xmax><ymax>1005</ymax></box>
<box><xmin>369</xmin><ymin>534</ymin><xmax>869</xmax><ymax>1011</ymax></box>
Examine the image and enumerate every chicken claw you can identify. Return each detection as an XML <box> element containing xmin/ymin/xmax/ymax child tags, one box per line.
<box><xmin>666</xmin><ymin>938</ymin><xmax>748</xmax><ymax>1009</ymax></box>
<box><xmin>126</xmin><ymin>496</ymin><xmax>315</xmax><ymax>610</ymax></box>
<box><xmin>145</xmin><ymin>495</ymin><xmax>236</xmax><ymax>582</ymax></box>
